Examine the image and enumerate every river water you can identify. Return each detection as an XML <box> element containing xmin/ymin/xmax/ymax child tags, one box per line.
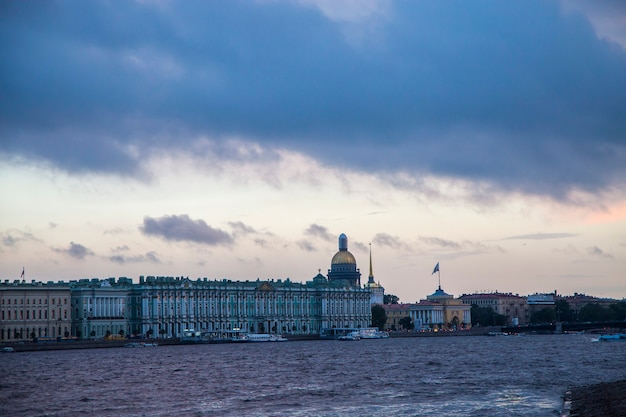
<box><xmin>1</xmin><ymin>334</ymin><xmax>625</xmax><ymax>416</ymax></box>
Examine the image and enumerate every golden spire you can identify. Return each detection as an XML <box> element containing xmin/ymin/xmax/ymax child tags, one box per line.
<box><xmin>368</xmin><ymin>243</ymin><xmax>375</xmax><ymax>283</ymax></box>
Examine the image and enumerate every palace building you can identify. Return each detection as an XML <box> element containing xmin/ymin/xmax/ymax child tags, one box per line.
<box><xmin>1</xmin><ymin>234</ymin><xmax>373</xmax><ymax>341</ymax></box>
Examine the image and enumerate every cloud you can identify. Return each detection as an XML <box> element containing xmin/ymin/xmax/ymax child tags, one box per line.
<box><xmin>1</xmin><ymin>1</ymin><xmax>625</xmax><ymax>200</ymax></box>
<box><xmin>228</xmin><ymin>221</ymin><xmax>257</xmax><ymax>236</ymax></box>
<box><xmin>1</xmin><ymin>230</ymin><xmax>39</xmax><ymax>248</ymax></box>
<box><xmin>505</xmin><ymin>233</ymin><xmax>579</xmax><ymax>240</ymax></box>
<box><xmin>420</xmin><ymin>236</ymin><xmax>504</xmax><ymax>257</ymax></box>
<box><xmin>304</xmin><ymin>224</ymin><xmax>334</xmax><ymax>241</ymax></box>
<box><xmin>419</xmin><ymin>236</ymin><xmax>462</xmax><ymax>249</ymax></box>
<box><xmin>53</xmin><ymin>242</ymin><xmax>94</xmax><ymax>260</ymax></box>
<box><xmin>108</xmin><ymin>251</ymin><xmax>160</xmax><ymax>264</ymax></box>
<box><xmin>373</xmin><ymin>233</ymin><xmax>408</xmax><ymax>250</ymax></box>
<box><xmin>296</xmin><ymin>240</ymin><xmax>317</xmax><ymax>252</ymax></box>
<box><xmin>586</xmin><ymin>246</ymin><xmax>614</xmax><ymax>259</ymax></box>
<box><xmin>140</xmin><ymin>214</ymin><xmax>233</xmax><ymax>246</ymax></box>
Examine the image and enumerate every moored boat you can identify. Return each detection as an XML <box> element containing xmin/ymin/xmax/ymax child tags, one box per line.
<box><xmin>232</xmin><ymin>333</ymin><xmax>288</xmax><ymax>342</ymax></box>
<box><xmin>338</xmin><ymin>331</ymin><xmax>361</xmax><ymax>341</ymax></box>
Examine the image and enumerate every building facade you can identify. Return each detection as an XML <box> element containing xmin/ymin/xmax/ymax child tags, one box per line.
<box><xmin>459</xmin><ymin>292</ymin><xmax>529</xmax><ymax>326</ymax></box>
<box><xmin>382</xmin><ymin>303</ymin><xmax>410</xmax><ymax>330</ymax></box>
<box><xmin>127</xmin><ymin>273</ymin><xmax>371</xmax><ymax>338</ymax></box>
<box><xmin>1</xmin><ymin>234</ymin><xmax>372</xmax><ymax>341</ymax></box>
<box><xmin>71</xmin><ymin>277</ymin><xmax>131</xmax><ymax>339</ymax></box>
<box><xmin>0</xmin><ymin>280</ymin><xmax>72</xmax><ymax>342</ymax></box>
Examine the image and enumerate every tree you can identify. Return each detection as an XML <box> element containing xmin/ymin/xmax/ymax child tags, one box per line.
<box><xmin>146</xmin><ymin>328</ymin><xmax>154</xmax><ymax>338</ymax></box>
<box><xmin>159</xmin><ymin>328</ymin><xmax>166</xmax><ymax>338</ymax></box>
<box><xmin>471</xmin><ymin>305</ymin><xmax>507</xmax><ymax>326</ymax></box>
<box><xmin>608</xmin><ymin>301</ymin><xmax>626</xmax><ymax>321</ymax></box>
<box><xmin>371</xmin><ymin>305</ymin><xmax>387</xmax><ymax>330</ymax></box>
<box><xmin>555</xmin><ymin>299</ymin><xmax>574</xmax><ymax>322</ymax></box>
<box><xmin>530</xmin><ymin>307</ymin><xmax>556</xmax><ymax>324</ymax></box>
<box><xmin>578</xmin><ymin>303</ymin><xmax>610</xmax><ymax>322</ymax></box>
<box><xmin>118</xmin><ymin>329</ymin><xmax>125</xmax><ymax>337</ymax></box>
<box><xmin>384</xmin><ymin>294</ymin><xmax>399</xmax><ymax>304</ymax></box>
<box><xmin>398</xmin><ymin>316</ymin><xmax>414</xmax><ymax>330</ymax></box>
<box><xmin>90</xmin><ymin>330</ymin><xmax>96</xmax><ymax>338</ymax></box>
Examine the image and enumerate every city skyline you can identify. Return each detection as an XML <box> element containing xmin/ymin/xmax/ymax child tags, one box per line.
<box><xmin>1</xmin><ymin>1</ymin><xmax>625</xmax><ymax>301</ymax></box>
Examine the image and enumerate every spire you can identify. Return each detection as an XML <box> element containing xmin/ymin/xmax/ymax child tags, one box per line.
<box><xmin>368</xmin><ymin>243</ymin><xmax>375</xmax><ymax>283</ymax></box>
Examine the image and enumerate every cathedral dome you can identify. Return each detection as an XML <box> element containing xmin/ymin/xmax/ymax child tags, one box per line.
<box><xmin>331</xmin><ymin>250</ymin><xmax>356</xmax><ymax>265</ymax></box>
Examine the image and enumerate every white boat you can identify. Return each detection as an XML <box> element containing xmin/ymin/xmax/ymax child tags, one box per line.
<box><xmin>338</xmin><ymin>331</ymin><xmax>361</xmax><ymax>341</ymax></box>
<box><xmin>232</xmin><ymin>333</ymin><xmax>288</xmax><ymax>342</ymax></box>
<box><xmin>359</xmin><ymin>328</ymin><xmax>390</xmax><ymax>339</ymax></box>
<box><xmin>124</xmin><ymin>342</ymin><xmax>158</xmax><ymax>347</ymax></box>
<box><xmin>1</xmin><ymin>347</ymin><xmax>14</xmax><ymax>353</ymax></box>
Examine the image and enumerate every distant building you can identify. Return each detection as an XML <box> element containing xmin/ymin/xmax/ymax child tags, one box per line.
<box><xmin>128</xmin><ymin>273</ymin><xmax>371</xmax><ymax>338</ymax></box>
<box><xmin>408</xmin><ymin>300</ymin><xmax>444</xmax><ymax>330</ymax></box>
<box><xmin>72</xmin><ymin>277</ymin><xmax>132</xmax><ymax>339</ymax></box>
<box><xmin>0</xmin><ymin>280</ymin><xmax>72</xmax><ymax>342</ymax></box>
<box><xmin>526</xmin><ymin>292</ymin><xmax>556</xmax><ymax>318</ymax></box>
<box><xmin>406</xmin><ymin>286</ymin><xmax>471</xmax><ymax>330</ymax></box>
<box><xmin>460</xmin><ymin>292</ymin><xmax>529</xmax><ymax>326</ymax></box>
<box><xmin>558</xmin><ymin>293</ymin><xmax>617</xmax><ymax>321</ymax></box>
<box><xmin>383</xmin><ymin>286</ymin><xmax>471</xmax><ymax>331</ymax></box>
<box><xmin>382</xmin><ymin>303</ymin><xmax>410</xmax><ymax>330</ymax></box>
<box><xmin>2</xmin><ymin>234</ymin><xmax>372</xmax><ymax>340</ymax></box>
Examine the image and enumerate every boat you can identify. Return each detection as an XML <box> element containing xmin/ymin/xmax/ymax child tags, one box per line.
<box><xmin>359</xmin><ymin>328</ymin><xmax>389</xmax><ymax>339</ymax></box>
<box><xmin>1</xmin><ymin>347</ymin><xmax>14</xmax><ymax>353</ymax></box>
<box><xmin>597</xmin><ymin>334</ymin><xmax>626</xmax><ymax>342</ymax></box>
<box><xmin>124</xmin><ymin>342</ymin><xmax>158</xmax><ymax>348</ymax></box>
<box><xmin>232</xmin><ymin>333</ymin><xmax>288</xmax><ymax>343</ymax></box>
<box><xmin>181</xmin><ymin>329</ymin><xmax>212</xmax><ymax>344</ymax></box>
<box><xmin>338</xmin><ymin>331</ymin><xmax>361</xmax><ymax>341</ymax></box>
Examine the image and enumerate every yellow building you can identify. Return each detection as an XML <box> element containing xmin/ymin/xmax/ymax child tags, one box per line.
<box><xmin>382</xmin><ymin>303</ymin><xmax>410</xmax><ymax>330</ymax></box>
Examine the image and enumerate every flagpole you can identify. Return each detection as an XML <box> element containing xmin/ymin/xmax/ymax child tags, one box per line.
<box><xmin>438</xmin><ymin>268</ymin><xmax>441</xmax><ymax>290</ymax></box>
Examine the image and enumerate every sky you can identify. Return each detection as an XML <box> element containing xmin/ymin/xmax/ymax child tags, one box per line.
<box><xmin>1</xmin><ymin>0</ymin><xmax>625</xmax><ymax>302</ymax></box>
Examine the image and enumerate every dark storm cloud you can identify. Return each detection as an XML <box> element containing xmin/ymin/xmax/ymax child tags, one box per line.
<box><xmin>53</xmin><ymin>242</ymin><xmax>94</xmax><ymax>260</ymax></box>
<box><xmin>1</xmin><ymin>1</ymin><xmax>625</xmax><ymax>198</ymax></box>
<box><xmin>140</xmin><ymin>214</ymin><xmax>233</xmax><ymax>246</ymax></box>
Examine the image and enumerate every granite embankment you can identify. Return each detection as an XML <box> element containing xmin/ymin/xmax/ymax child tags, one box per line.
<box><xmin>567</xmin><ymin>380</ymin><xmax>626</xmax><ymax>417</ymax></box>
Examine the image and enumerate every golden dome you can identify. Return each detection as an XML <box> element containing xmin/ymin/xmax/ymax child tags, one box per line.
<box><xmin>331</xmin><ymin>250</ymin><xmax>356</xmax><ymax>265</ymax></box>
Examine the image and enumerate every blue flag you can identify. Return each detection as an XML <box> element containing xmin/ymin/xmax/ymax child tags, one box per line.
<box><xmin>431</xmin><ymin>262</ymin><xmax>439</xmax><ymax>274</ymax></box>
